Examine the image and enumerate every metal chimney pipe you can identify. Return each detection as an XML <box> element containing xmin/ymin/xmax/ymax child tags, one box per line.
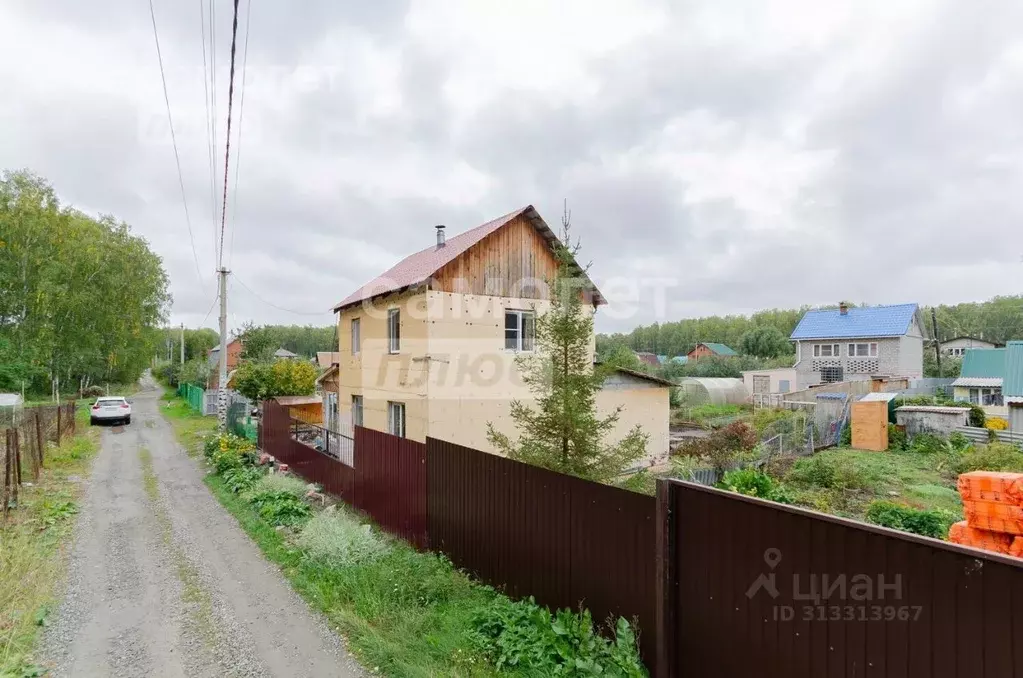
<box><xmin>839</xmin><ymin>302</ymin><xmax>849</xmax><ymax>315</ymax></box>
<box><xmin>436</xmin><ymin>224</ymin><xmax>446</xmax><ymax>247</ymax></box>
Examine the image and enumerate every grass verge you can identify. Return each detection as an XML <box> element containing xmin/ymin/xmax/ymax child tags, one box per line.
<box><xmin>0</xmin><ymin>411</ymin><xmax>99</xmax><ymax>676</ymax></box>
<box><xmin>158</xmin><ymin>390</ymin><xmax>218</xmax><ymax>457</ymax></box>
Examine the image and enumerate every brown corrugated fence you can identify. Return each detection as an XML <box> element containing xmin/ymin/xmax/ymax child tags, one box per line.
<box><xmin>427</xmin><ymin>437</ymin><xmax>657</xmax><ymax>656</ymax></box>
<box><xmin>260</xmin><ymin>407</ymin><xmax>1023</xmax><ymax>678</ymax></box>
<box><xmin>657</xmin><ymin>479</ymin><xmax>1023</xmax><ymax>678</ymax></box>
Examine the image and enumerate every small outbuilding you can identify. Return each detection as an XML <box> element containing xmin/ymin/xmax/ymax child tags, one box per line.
<box><xmin>677</xmin><ymin>377</ymin><xmax>748</xmax><ymax>406</ymax></box>
<box><xmin>895</xmin><ymin>405</ymin><xmax>970</xmax><ymax>438</ymax></box>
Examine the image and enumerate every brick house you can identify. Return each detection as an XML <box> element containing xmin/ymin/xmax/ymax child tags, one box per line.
<box><xmin>207</xmin><ymin>337</ymin><xmax>243</xmax><ymax>389</ymax></box>
<box><xmin>686</xmin><ymin>342</ymin><xmax>737</xmax><ymax>361</ymax></box>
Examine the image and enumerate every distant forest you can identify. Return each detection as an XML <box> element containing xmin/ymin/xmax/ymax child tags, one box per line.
<box><xmin>596</xmin><ymin>296</ymin><xmax>1023</xmax><ymax>357</ymax></box>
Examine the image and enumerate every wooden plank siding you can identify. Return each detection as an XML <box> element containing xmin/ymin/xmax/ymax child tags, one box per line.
<box><xmin>431</xmin><ymin>215</ymin><xmax>560</xmax><ymax>300</ymax></box>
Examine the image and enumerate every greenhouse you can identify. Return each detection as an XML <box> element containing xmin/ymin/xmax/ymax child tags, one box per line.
<box><xmin>0</xmin><ymin>393</ymin><xmax>23</xmax><ymax>429</ymax></box>
<box><xmin>677</xmin><ymin>378</ymin><xmax>748</xmax><ymax>406</ymax></box>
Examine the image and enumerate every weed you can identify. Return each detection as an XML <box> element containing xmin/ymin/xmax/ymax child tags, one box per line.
<box><xmin>787</xmin><ymin>455</ymin><xmax>881</xmax><ymax>493</ymax></box>
<box><xmin>865</xmin><ymin>501</ymin><xmax>957</xmax><ymax>539</ymax></box>
<box><xmin>247</xmin><ymin>490</ymin><xmax>311</xmax><ymax>526</ymax></box>
<box><xmin>247</xmin><ymin>472</ymin><xmax>309</xmax><ymax>499</ymax></box>
<box><xmin>470</xmin><ymin>597</ymin><xmax>645</xmax><ymax>677</ymax></box>
<box><xmin>297</xmin><ymin>509</ymin><xmax>390</xmax><ymax>569</ymax></box>
<box><xmin>720</xmin><ymin>468</ymin><xmax>792</xmax><ymax>504</ymax></box>
<box><xmin>954</xmin><ymin>442</ymin><xmax>1023</xmax><ymax>474</ymax></box>
<box><xmin>616</xmin><ymin>470</ymin><xmax>657</xmax><ymax>496</ymax></box>
<box><xmin>38</xmin><ymin>500</ymin><xmax>77</xmax><ymax>528</ymax></box>
<box><xmin>887</xmin><ymin>424</ymin><xmax>907</xmax><ymax>451</ymax></box>
<box><xmin>221</xmin><ymin>466</ymin><xmax>264</xmax><ymax>494</ymax></box>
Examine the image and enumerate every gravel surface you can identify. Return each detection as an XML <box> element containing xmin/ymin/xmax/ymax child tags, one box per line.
<box><xmin>40</xmin><ymin>379</ymin><xmax>364</xmax><ymax>677</ymax></box>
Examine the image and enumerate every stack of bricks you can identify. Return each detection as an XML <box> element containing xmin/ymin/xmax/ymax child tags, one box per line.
<box><xmin>948</xmin><ymin>471</ymin><xmax>1023</xmax><ymax>558</ymax></box>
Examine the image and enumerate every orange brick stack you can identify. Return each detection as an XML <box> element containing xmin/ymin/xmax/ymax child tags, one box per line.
<box><xmin>949</xmin><ymin>471</ymin><xmax>1023</xmax><ymax>557</ymax></box>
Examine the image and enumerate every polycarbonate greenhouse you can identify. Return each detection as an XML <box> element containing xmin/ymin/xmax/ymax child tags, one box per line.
<box><xmin>677</xmin><ymin>378</ymin><xmax>748</xmax><ymax>406</ymax></box>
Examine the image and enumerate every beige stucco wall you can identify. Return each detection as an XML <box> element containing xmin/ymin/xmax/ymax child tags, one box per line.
<box><xmin>596</xmin><ymin>384</ymin><xmax>670</xmax><ymax>467</ymax></box>
<box><xmin>337</xmin><ymin>290</ymin><xmax>430</xmax><ymax>441</ymax></box>
<box><xmin>742</xmin><ymin>368</ymin><xmax>797</xmax><ymax>395</ymax></box>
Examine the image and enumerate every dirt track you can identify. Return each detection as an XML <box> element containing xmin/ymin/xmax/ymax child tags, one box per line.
<box><xmin>40</xmin><ymin>378</ymin><xmax>363</xmax><ymax>677</ymax></box>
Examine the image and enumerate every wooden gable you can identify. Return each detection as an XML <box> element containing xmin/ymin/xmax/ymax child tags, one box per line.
<box><xmin>430</xmin><ymin>214</ymin><xmax>563</xmax><ymax>300</ymax></box>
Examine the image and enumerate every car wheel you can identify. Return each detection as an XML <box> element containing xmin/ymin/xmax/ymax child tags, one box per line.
<box><xmin>90</xmin><ymin>417</ymin><xmax>96</xmax><ymax>426</ymax></box>
<box><xmin>124</xmin><ymin>416</ymin><xmax>131</xmax><ymax>425</ymax></box>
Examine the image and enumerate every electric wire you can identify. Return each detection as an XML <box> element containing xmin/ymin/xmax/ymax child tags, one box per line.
<box><xmin>217</xmin><ymin>0</ymin><xmax>242</xmax><ymax>267</ymax></box>
<box><xmin>227</xmin><ymin>0</ymin><xmax>252</xmax><ymax>268</ymax></box>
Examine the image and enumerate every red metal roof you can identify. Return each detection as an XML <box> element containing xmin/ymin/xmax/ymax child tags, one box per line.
<box><xmin>332</xmin><ymin>205</ymin><xmax>604</xmax><ymax>311</ymax></box>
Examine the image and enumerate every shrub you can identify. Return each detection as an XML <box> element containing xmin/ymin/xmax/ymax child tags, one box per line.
<box><xmin>203</xmin><ymin>432</ymin><xmax>257</xmax><ymax>473</ymax></box>
<box><xmin>839</xmin><ymin>424</ymin><xmax>852</xmax><ymax>447</ymax></box>
<box><xmin>908</xmin><ymin>433</ymin><xmax>950</xmax><ymax>456</ymax></box>
<box><xmin>954</xmin><ymin>443</ymin><xmax>1023</xmax><ymax>474</ymax></box>
<box><xmin>247</xmin><ymin>490</ymin><xmax>311</xmax><ymax>526</ymax></box>
<box><xmin>681</xmin><ymin>422</ymin><xmax>758</xmax><ymax>474</ymax></box>
<box><xmin>720</xmin><ymin>468</ymin><xmax>792</xmax><ymax>504</ymax></box>
<box><xmin>297</xmin><ymin>509</ymin><xmax>390</xmax><ymax>569</ymax></box>
<box><xmin>986</xmin><ymin>417</ymin><xmax>1009</xmax><ymax>431</ymax></box>
<box><xmin>78</xmin><ymin>385</ymin><xmax>106</xmax><ymax>398</ymax></box>
<box><xmin>865</xmin><ymin>501</ymin><xmax>956</xmax><ymax>539</ymax></box>
<box><xmin>948</xmin><ymin>431</ymin><xmax>973</xmax><ymax>453</ymax></box>
<box><xmin>966</xmin><ymin>403</ymin><xmax>986</xmax><ymax>428</ymax></box>
<box><xmin>887</xmin><ymin>424</ymin><xmax>907</xmax><ymax>452</ymax></box>
<box><xmin>470</xmin><ymin>597</ymin><xmax>645</xmax><ymax>677</ymax></box>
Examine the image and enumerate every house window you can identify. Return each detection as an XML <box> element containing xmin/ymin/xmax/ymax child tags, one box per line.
<box><xmin>820</xmin><ymin>366</ymin><xmax>843</xmax><ymax>383</ymax></box>
<box><xmin>847</xmin><ymin>342</ymin><xmax>878</xmax><ymax>358</ymax></box>
<box><xmin>351</xmin><ymin>318</ymin><xmax>361</xmax><ymax>355</ymax></box>
<box><xmin>351</xmin><ymin>395</ymin><xmax>363</xmax><ymax>427</ymax></box>
<box><xmin>388</xmin><ymin>401</ymin><xmax>405</xmax><ymax>438</ymax></box>
<box><xmin>387</xmin><ymin>309</ymin><xmax>400</xmax><ymax>353</ymax></box>
<box><xmin>814</xmin><ymin>343</ymin><xmax>841</xmax><ymax>358</ymax></box>
<box><xmin>504</xmin><ymin>310</ymin><xmax>536</xmax><ymax>351</ymax></box>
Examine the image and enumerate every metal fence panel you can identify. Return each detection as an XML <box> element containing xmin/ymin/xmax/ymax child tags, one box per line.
<box><xmin>954</xmin><ymin>425</ymin><xmax>1023</xmax><ymax>446</ymax></box>
<box><xmin>261</xmin><ymin>400</ymin><xmax>354</xmax><ymax>499</ymax></box>
<box><xmin>660</xmin><ymin>479</ymin><xmax>1023</xmax><ymax>678</ymax></box>
<box><xmin>353</xmin><ymin>427</ymin><xmax>427</xmax><ymax>549</ymax></box>
<box><xmin>426</xmin><ymin>437</ymin><xmax>657</xmax><ymax>662</ymax></box>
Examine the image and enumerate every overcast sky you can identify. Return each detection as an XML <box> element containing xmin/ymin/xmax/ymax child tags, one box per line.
<box><xmin>3</xmin><ymin>0</ymin><xmax>1022</xmax><ymax>334</ymax></box>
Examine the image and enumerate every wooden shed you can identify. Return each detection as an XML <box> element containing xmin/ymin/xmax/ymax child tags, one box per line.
<box><xmin>273</xmin><ymin>395</ymin><xmax>323</xmax><ymax>425</ymax></box>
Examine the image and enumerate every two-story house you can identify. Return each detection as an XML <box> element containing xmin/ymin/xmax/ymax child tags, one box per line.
<box><xmin>790</xmin><ymin>303</ymin><xmax>926</xmax><ymax>389</ymax></box>
<box><xmin>327</xmin><ymin>206</ymin><xmax>672</xmax><ymax>463</ymax></box>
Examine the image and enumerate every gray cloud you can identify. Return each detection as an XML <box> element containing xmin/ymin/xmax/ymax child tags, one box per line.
<box><xmin>3</xmin><ymin>0</ymin><xmax>1023</xmax><ymax>336</ymax></box>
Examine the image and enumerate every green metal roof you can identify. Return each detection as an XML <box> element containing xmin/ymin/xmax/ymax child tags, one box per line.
<box><xmin>701</xmin><ymin>342</ymin><xmax>738</xmax><ymax>356</ymax></box>
<box><xmin>1004</xmin><ymin>341</ymin><xmax>1023</xmax><ymax>398</ymax></box>
<box><xmin>959</xmin><ymin>348</ymin><xmax>1006</xmax><ymax>379</ymax></box>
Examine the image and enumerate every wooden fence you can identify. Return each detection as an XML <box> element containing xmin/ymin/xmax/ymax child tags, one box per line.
<box><xmin>260</xmin><ymin>410</ymin><xmax>1023</xmax><ymax>677</ymax></box>
<box><xmin>3</xmin><ymin>402</ymin><xmax>77</xmax><ymax>518</ymax></box>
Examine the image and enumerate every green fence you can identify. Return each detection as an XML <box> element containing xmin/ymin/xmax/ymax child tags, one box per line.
<box><xmin>227</xmin><ymin>400</ymin><xmax>257</xmax><ymax>442</ymax></box>
<box><xmin>178</xmin><ymin>383</ymin><xmax>205</xmax><ymax>413</ymax></box>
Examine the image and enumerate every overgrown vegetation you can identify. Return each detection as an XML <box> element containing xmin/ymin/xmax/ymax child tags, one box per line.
<box><xmin>719</xmin><ymin>468</ymin><xmax>792</xmax><ymax>504</ymax></box>
<box><xmin>865</xmin><ymin>501</ymin><xmax>956</xmax><ymax>539</ymax></box>
<box><xmin>678</xmin><ymin>421</ymin><xmax>758</xmax><ymax>474</ymax></box>
<box><xmin>0</xmin><ymin>408</ymin><xmax>98</xmax><ymax>675</ymax></box>
<box><xmin>169</xmin><ymin>403</ymin><xmax>649</xmax><ymax>677</ymax></box>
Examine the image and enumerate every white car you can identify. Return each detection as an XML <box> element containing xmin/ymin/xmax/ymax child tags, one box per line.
<box><xmin>90</xmin><ymin>396</ymin><xmax>132</xmax><ymax>425</ymax></box>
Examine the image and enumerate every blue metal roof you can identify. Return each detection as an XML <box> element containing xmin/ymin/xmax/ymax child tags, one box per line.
<box><xmin>790</xmin><ymin>303</ymin><xmax>918</xmax><ymax>340</ymax></box>
<box><xmin>1004</xmin><ymin>341</ymin><xmax>1023</xmax><ymax>398</ymax></box>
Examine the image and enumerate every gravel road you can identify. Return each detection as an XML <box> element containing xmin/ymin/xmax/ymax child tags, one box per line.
<box><xmin>40</xmin><ymin>379</ymin><xmax>364</xmax><ymax>677</ymax></box>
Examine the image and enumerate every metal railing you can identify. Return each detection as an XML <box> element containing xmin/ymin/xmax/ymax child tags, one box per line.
<box><xmin>289</xmin><ymin>417</ymin><xmax>354</xmax><ymax>467</ymax></box>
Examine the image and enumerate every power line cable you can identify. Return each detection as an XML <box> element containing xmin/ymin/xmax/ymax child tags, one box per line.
<box><xmin>200</xmin><ymin>290</ymin><xmax>220</xmax><ymax>327</ymax></box>
<box><xmin>147</xmin><ymin>0</ymin><xmax>206</xmax><ymax>287</ymax></box>
<box><xmin>217</xmin><ymin>0</ymin><xmax>242</xmax><ymax>267</ymax></box>
<box><xmin>199</xmin><ymin>0</ymin><xmax>218</xmax><ymax>262</ymax></box>
<box><xmin>228</xmin><ymin>0</ymin><xmax>252</xmax><ymax>268</ymax></box>
<box><xmin>232</xmin><ymin>274</ymin><xmax>331</xmax><ymax>316</ymax></box>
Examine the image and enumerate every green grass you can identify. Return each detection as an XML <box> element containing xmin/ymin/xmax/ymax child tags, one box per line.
<box><xmin>783</xmin><ymin>448</ymin><xmax>963</xmax><ymax>526</ymax></box>
<box><xmin>0</xmin><ymin>423</ymin><xmax>99</xmax><ymax>675</ymax></box>
<box><xmin>205</xmin><ymin>474</ymin><xmax>507</xmax><ymax>678</ymax></box>
<box><xmin>159</xmin><ymin>392</ymin><xmax>218</xmax><ymax>457</ymax></box>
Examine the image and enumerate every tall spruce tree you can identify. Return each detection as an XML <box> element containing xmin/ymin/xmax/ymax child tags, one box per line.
<box><xmin>487</xmin><ymin>205</ymin><xmax>648</xmax><ymax>483</ymax></box>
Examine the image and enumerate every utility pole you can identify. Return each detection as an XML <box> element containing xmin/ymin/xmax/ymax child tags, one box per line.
<box><xmin>180</xmin><ymin>323</ymin><xmax>185</xmax><ymax>365</ymax></box>
<box><xmin>931</xmin><ymin>308</ymin><xmax>942</xmax><ymax>378</ymax></box>
<box><xmin>217</xmin><ymin>267</ymin><xmax>229</xmax><ymax>429</ymax></box>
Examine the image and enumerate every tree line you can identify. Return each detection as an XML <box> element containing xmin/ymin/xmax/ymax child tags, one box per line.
<box><xmin>599</xmin><ymin>296</ymin><xmax>1023</xmax><ymax>359</ymax></box>
<box><xmin>0</xmin><ymin>171</ymin><xmax>170</xmax><ymax>397</ymax></box>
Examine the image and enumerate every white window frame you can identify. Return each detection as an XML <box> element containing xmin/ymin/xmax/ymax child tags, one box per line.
<box><xmin>351</xmin><ymin>317</ymin><xmax>361</xmax><ymax>355</ymax></box>
<box><xmin>388</xmin><ymin>401</ymin><xmax>405</xmax><ymax>438</ymax></box>
<box><xmin>325</xmin><ymin>392</ymin><xmax>338</xmax><ymax>431</ymax></box>
<box><xmin>847</xmin><ymin>342</ymin><xmax>878</xmax><ymax>358</ymax></box>
<box><xmin>351</xmin><ymin>395</ymin><xmax>363</xmax><ymax>427</ymax></box>
<box><xmin>814</xmin><ymin>343</ymin><xmax>841</xmax><ymax>358</ymax></box>
<box><xmin>504</xmin><ymin>310</ymin><xmax>536</xmax><ymax>352</ymax></box>
<box><xmin>387</xmin><ymin>308</ymin><xmax>400</xmax><ymax>354</ymax></box>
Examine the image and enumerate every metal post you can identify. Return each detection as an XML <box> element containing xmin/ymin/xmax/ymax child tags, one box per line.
<box><xmin>180</xmin><ymin>322</ymin><xmax>185</xmax><ymax>365</ymax></box>
<box><xmin>217</xmin><ymin>268</ymin><xmax>229</xmax><ymax>429</ymax></box>
<box><xmin>35</xmin><ymin>412</ymin><xmax>45</xmax><ymax>469</ymax></box>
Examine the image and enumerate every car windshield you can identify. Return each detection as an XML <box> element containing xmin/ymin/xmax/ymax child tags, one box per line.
<box><xmin>96</xmin><ymin>397</ymin><xmax>126</xmax><ymax>405</ymax></box>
